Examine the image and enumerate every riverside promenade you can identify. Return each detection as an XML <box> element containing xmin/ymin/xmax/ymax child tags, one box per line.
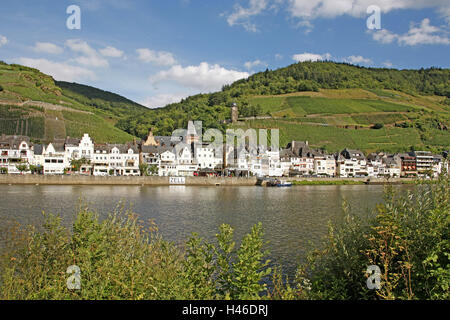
<box><xmin>0</xmin><ymin>175</ymin><xmax>413</xmax><ymax>186</ymax></box>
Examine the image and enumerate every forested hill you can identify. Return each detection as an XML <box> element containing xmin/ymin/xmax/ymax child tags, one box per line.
<box><xmin>56</xmin><ymin>81</ymin><xmax>148</xmax><ymax>118</ymax></box>
<box><xmin>117</xmin><ymin>62</ymin><xmax>450</xmax><ymax>154</ymax></box>
<box><xmin>223</xmin><ymin>61</ymin><xmax>450</xmax><ymax>97</ymax></box>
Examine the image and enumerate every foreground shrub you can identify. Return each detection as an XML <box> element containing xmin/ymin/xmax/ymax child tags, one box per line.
<box><xmin>0</xmin><ymin>205</ymin><xmax>271</xmax><ymax>300</ymax></box>
<box><xmin>296</xmin><ymin>175</ymin><xmax>449</xmax><ymax>300</ymax></box>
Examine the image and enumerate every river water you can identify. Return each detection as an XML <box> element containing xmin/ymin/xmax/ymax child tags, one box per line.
<box><xmin>0</xmin><ymin>184</ymin><xmax>408</xmax><ymax>276</ymax></box>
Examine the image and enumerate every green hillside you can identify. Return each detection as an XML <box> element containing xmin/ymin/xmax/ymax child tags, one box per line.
<box><xmin>0</xmin><ymin>61</ymin><xmax>143</xmax><ymax>143</ymax></box>
<box><xmin>1</xmin><ymin>60</ymin><xmax>449</xmax><ymax>153</ymax></box>
<box><xmin>119</xmin><ymin>61</ymin><xmax>449</xmax><ymax>154</ymax></box>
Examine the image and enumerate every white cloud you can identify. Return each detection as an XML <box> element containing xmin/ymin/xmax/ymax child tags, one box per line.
<box><xmin>287</xmin><ymin>0</ymin><xmax>450</xmax><ymax>20</ymax></box>
<box><xmin>136</xmin><ymin>49</ymin><xmax>177</xmax><ymax>66</ymax></box>
<box><xmin>344</xmin><ymin>55</ymin><xmax>373</xmax><ymax>65</ymax></box>
<box><xmin>226</xmin><ymin>0</ymin><xmax>269</xmax><ymax>32</ymax></box>
<box><xmin>0</xmin><ymin>35</ymin><xmax>8</xmax><ymax>47</ymax></box>
<box><xmin>151</xmin><ymin>62</ymin><xmax>249</xmax><ymax>92</ymax></box>
<box><xmin>32</xmin><ymin>42</ymin><xmax>63</xmax><ymax>55</ymax></box>
<box><xmin>371</xmin><ymin>28</ymin><xmax>398</xmax><ymax>44</ymax></box>
<box><xmin>14</xmin><ymin>58</ymin><xmax>96</xmax><ymax>82</ymax></box>
<box><xmin>244</xmin><ymin>59</ymin><xmax>266</xmax><ymax>69</ymax></box>
<box><xmin>141</xmin><ymin>93</ymin><xmax>189</xmax><ymax>109</ymax></box>
<box><xmin>65</xmin><ymin>39</ymin><xmax>109</xmax><ymax>67</ymax></box>
<box><xmin>382</xmin><ymin>61</ymin><xmax>393</xmax><ymax>67</ymax></box>
<box><xmin>99</xmin><ymin>46</ymin><xmax>124</xmax><ymax>58</ymax></box>
<box><xmin>371</xmin><ymin>18</ymin><xmax>450</xmax><ymax>46</ymax></box>
<box><xmin>292</xmin><ymin>52</ymin><xmax>331</xmax><ymax>62</ymax></box>
<box><xmin>223</xmin><ymin>1</ymin><xmax>450</xmax><ymax>32</ymax></box>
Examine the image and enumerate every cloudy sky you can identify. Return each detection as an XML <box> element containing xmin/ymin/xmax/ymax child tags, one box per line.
<box><xmin>0</xmin><ymin>0</ymin><xmax>449</xmax><ymax>108</ymax></box>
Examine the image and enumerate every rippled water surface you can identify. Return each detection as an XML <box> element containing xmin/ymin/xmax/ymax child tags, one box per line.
<box><xmin>0</xmin><ymin>184</ymin><xmax>409</xmax><ymax>274</ymax></box>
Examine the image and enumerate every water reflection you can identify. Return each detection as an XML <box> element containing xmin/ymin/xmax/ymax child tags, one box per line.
<box><xmin>0</xmin><ymin>184</ymin><xmax>408</xmax><ymax>275</ymax></box>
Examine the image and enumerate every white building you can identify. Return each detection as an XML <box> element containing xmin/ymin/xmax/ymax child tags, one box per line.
<box><xmin>379</xmin><ymin>156</ymin><xmax>401</xmax><ymax>178</ymax></box>
<box><xmin>337</xmin><ymin>149</ymin><xmax>368</xmax><ymax>177</ymax></box>
<box><xmin>414</xmin><ymin>151</ymin><xmax>434</xmax><ymax>176</ymax></box>
<box><xmin>314</xmin><ymin>154</ymin><xmax>336</xmax><ymax>177</ymax></box>
<box><xmin>0</xmin><ymin>135</ymin><xmax>34</xmax><ymax>174</ymax></box>
<box><xmin>43</xmin><ymin>143</ymin><xmax>67</xmax><ymax>175</ymax></box>
<box><xmin>195</xmin><ymin>145</ymin><xmax>222</xmax><ymax>170</ymax></box>
<box><xmin>92</xmin><ymin>144</ymin><xmax>139</xmax><ymax>176</ymax></box>
<box><xmin>159</xmin><ymin>149</ymin><xmax>178</xmax><ymax>176</ymax></box>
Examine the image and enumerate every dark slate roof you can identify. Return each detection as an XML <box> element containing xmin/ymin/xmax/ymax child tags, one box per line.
<box><xmin>155</xmin><ymin>136</ymin><xmax>182</xmax><ymax>147</ymax></box>
<box><xmin>342</xmin><ymin>148</ymin><xmax>366</xmax><ymax>160</ymax></box>
<box><xmin>107</xmin><ymin>144</ymin><xmax>139</xmax><ymax>153</ymax></box>
<box><xmin>0</xmin><ymin>135</ymin><xmax>31</xmax><ymax>149</ymax></box>
<box><xmin>141</xmin><ymin>145</ymin><xmax>175</xmax><ymax>154</ymax></box>
<box><xmin>33</xmin><ymin>144</ymin><xmax>44</xmax><ymax>155</ymax></box>
<box><xmin>94</xmin><ymin>144</ymin><xmax>109</xmax><ymax>152</ymax></box>
<box><xmin>286</xmin><ymin>141</ymin><xmax>318</xmax><ymax>158</ymax></box>
<box><xmin>51</xmin><ymin>143</ymin><xmax>66</xmax><ymax>152</ymax></box>
<box><xmin>65</xmin><ymin>137</ymin><xmax>81</xmax><ymax>146</ymax></box>
<box><xmin>280</xmin><ymin>149</ymin><xmax>296</xmax><ymax>159</ymax></box>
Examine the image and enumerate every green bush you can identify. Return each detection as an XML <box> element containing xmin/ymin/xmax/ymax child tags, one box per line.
<box><xmin>0</xmin><ymin>205</ymin><xmax>271</xmax><ymax>300</ymax></box>
<box><xmin>372</xmin><ymin>123</ymin><xmax>384</xmax><ymax>129</ymax></box>
<box><xmin>297</xmin><ymin>175</ymin><xmax>449</xmax><ymax>300</ymax></box>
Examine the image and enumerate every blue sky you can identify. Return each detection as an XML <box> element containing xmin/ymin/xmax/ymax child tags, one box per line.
<box><xmin>0</xmin><ymin>0</ymin><xmax>449</xmax><ymax>108</ymax></box>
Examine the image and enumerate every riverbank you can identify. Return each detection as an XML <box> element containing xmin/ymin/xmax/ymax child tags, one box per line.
<box><xmin>0</xmin><ymin>175</ymin><xmax>417</xmax><ymax>186</ymax></box>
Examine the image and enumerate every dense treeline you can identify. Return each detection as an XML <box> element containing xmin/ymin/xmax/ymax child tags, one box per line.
<box><xmin>223</xmin><ymin>61</ymin><xmax>450</xmax><ymax>97</ymax></box>
<box><xmin>116</xmin><ymin>94</ymin><xmax>231</xmax><ymax>138</ymax></box>
<box><xmin>56</xmin><ymin>81</ymin><xmax>149</xmax><ymax>119</ymax></box>
<box><xmin>0</xmin><ymin>176</ymin><xmax>448</xmax><ymax>300</ymax></box>
<box><xmin>117</xmin><ymin>62</ymin><xmax>450</xmax><ymax>138</ymax></box>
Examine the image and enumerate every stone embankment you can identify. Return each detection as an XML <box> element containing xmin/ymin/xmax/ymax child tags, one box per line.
<box><xmin>0</xmin><ymin>175</ymin><xmax>414</xmax><ymax>186</ymax></box>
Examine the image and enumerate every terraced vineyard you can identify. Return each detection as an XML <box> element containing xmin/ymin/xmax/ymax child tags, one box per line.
<box><xmin>0</xmin><ymin>62</ymin><xmax>142</xmax><ymax>143</ymax></box>
<box><xmin>238</xmin><ymin>88</ymin><xmax>450</xmax><ymax>153</ymax></box>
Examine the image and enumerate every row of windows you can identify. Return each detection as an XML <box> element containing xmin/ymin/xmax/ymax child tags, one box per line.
<box><xmin>45</xmin><ymin>159</ymin><xmax>64</xmax><ymax>164</ymax></box>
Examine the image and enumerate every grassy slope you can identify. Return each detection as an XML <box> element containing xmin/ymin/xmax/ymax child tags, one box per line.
<box><xmin>238</xmin><ymin>88</ymin><xmax>450</xmax><ymax>153</ymax></box>
<box><xmin>0</xmin><ymin>63</ymin><xmax>140</xmax><ymax>143</ymax></box>
<box><xmin>1</xmin><ymin>61</ymin><xmax>448</xmax><ymax>152</ymax></box>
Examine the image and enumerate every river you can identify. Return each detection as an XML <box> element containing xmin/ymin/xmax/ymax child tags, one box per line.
<box><xmin>0</xmin><ymin>184</ymin><xmax>409</xmax><ymax>276</ymax></box>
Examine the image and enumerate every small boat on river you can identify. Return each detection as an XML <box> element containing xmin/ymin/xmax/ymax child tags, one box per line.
<box><xmin>256</xmin><ymin>177</ymin><xmax>292</xmax><ymax>187</ymax></box>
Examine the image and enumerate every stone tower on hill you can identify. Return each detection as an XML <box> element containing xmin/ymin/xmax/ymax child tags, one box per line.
<box><xmin>231</xmin><ymin>103</ymin><xmax>238</xmax><ymax>124</ymax></box>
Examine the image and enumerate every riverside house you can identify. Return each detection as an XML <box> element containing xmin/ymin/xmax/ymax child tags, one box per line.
<box><xmin>42</xmin><ymin>143</ymin><xmax>67</xmax><ymax>175</ymax></box>
<box><xmin>336</xmin><ymin>149</ymin><xmax>368</xmax><ymax>177</ymax></box>
<box><xmin>98</xmin><ymin>144</ymin><xmax>140</xmax><ymax>176</ymax></box>
<box><xmin>0</xmin><ymin>135</ymin><xmax>33</xmax><ymax>174</ymax></box>
<box><xmin>0</xmin><ymin>126</ymin><xmax>447</xmax><ymax>178</ymax></box>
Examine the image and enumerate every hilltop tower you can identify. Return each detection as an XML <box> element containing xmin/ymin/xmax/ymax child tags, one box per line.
<box><xmin>231</xmin><ymin>102</ymin><xmax>238</xmax><ymax>124</ymax></box>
